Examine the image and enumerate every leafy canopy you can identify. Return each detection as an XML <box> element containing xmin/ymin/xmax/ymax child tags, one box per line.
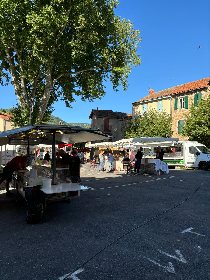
<box><xmin>183</xmin><ymin>95</ymin><xmax>210</xmax><ymax>147</ymax></box>
<box><xmin>0</xmin><ymin>0</ymin><xmax>141</xmax><ymax>126</ymax></box>
<box><xmin>125</xmin><ymin>110</ymin><xmax>172</xmax><ymax>138</ymax></box>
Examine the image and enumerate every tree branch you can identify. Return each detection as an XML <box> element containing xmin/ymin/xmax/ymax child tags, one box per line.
<box><xmin>54</xmin><ymin>68</ymin><xmax>96</xmax><ymax>83</ymax></box>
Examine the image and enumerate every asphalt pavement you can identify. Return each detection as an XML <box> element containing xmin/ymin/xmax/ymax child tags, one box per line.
<box><xmin>0</xmin><ymin>164</ymin><xmax>210</xmax><ymax>280</ymax></box>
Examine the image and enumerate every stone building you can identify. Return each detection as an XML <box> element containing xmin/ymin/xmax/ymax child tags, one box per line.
<box><xmin>0</xmin><ymin>112</ymin><xmax>13</xmax><ymax>132</ymax></box>
<box><xmin>132</xmin><ymin>77</ymin><xmax>210</xmax><ymax>139</ymax></box>
<box><xmin>89</xmin><ymin>109</ymin><xmax>131</xmax><ymax>141</ymax></box>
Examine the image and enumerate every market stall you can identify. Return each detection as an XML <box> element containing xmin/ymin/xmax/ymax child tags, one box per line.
<box><xmin>0</xmin><ymin>124</ymin><xmax>108</xmax><ymax>222</ymax></box>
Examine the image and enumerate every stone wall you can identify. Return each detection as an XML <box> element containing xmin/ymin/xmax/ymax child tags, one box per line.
<box><xmin>171</xmin><ymin>88</ymin><xmax>209</xmax><ymax>139</ymax></box>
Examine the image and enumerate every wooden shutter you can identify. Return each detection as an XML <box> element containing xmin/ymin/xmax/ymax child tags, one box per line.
<box><xmin>194</xmin><ymin>92</ymin><xmax>202</xmax><ymax>106</ymax></box>
<box><xmin>157</xmin><ymin>101</ymin><xmax>163</xmax><ymax>111</ymax></box>
<box><xmin>178</xmin><ymin>120</ymin><xmax>185</xmax><ymax>134</ymax></box>
<box><xmin>194</xmin><ymin>93</ymin><xmax>198</xmax><ymax>106</ymax></box>
<box><xmin>174</xmin><ymin>98</ymin><xmax>178</xmax><ymax>110</ymax></box>
<box><xmin>198</xmin><ymin>92</ymin><xmax>202</xmax><ymax>102</ymax></box>
<box><xmin>184</xmin><ymin>96</ymin><xmax>188</xmax><ymax>109</ymax></box>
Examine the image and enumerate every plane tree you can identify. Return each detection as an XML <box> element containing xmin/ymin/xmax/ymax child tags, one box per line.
<box><xmin>0</xmin><ymin>0</ymin><xmax>140</xmax><ymax>126</ymax></box>
<box><xmin>183</xmin><ymin>95</ymin><xmax>210</xmax><ymax>147</ymax></box>
<box><xmin>125</xmin><ymin>110</ymin><xmax>172</xmax><ymax>138</ymax></box>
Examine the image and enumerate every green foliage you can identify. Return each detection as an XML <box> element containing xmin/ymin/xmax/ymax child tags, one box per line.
<box><xmin>125</xmin><ymin>110</ymin><xmax>172</xmax><ymax>138</ymax></box>
<box><xmin>0</xmin><ymin>0</ymin><xmax>141</xmax><ymax>125</ymax></box>
<box><xmin>183</xmin><ymin>95</ymin><xmax>210</xmax><ymax>147</ymax></box>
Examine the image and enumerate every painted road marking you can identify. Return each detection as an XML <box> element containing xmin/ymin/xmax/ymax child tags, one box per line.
<box><xmin>158</xmin><ymin>249</ymin><xmax>187</xmax><ymax>264</ymax></box>
<box><xmin>58</xmin><ymin>268</ymin><xmax>84</xmax><ymax>280</ymax></box>
<box><xmin>195</xmin><ymin>245</ymin><xmax>202</xmax><ymax>252</ymax></box>
<box><xmin>181</xmin><ymin>227</ymin><xmax>205</xmax><ymax>237</ymax></box>
<box><xmin>83</xmin><ymin>175</ymin><xmax>174</xmax><ymax>192</ymax></box>
<box><xmin>144</xmin><ymin>257</ymin><xmax>175</xmax><ymax>274</ymax></box>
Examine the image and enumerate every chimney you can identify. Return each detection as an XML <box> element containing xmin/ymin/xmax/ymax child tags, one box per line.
<box><xmin>149</xmin><ymin>88</ymin><xmax>155</xmax><ymax>95</ymax></box>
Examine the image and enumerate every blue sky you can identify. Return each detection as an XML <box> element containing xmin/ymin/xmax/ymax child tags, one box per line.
<box><xmin>0</xmin><ymin>0</ymin><xmax>209</xmax><ymax>123</ymax></box>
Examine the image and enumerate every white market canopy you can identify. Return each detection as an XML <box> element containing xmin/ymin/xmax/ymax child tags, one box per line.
<box><xmin>90</xmin><ymin>137</ymin><xmax>180</xmax><ymax>149</ymax></box>
<box><xmin>0</xmin><ymin>124</ymin><xmax>109</xmax><ymax>146</ymax></box>
<box><xmin>0</xmin><ymin>124</ymin><xmax>109</xmax><ymax>184</ymax></box>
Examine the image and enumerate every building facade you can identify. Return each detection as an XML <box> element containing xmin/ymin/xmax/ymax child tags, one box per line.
<box><xmin>132</xmin><ymin>77</ymin><xmax>210</xmax><ymax>139</ymax></box>
<box><xmin>89</xmin><ymin>109</ymin><xmax>131</xmax><ymax>141</ymax></box>
<box><xmin>0</xmin><ymin>113</ymin><xmax>13</xmax><ymax>132</ymax></box>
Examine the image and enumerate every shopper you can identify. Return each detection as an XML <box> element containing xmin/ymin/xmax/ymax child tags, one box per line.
<box><xmin>69</xmin><ymin>149</ymin><xmax>81</xmax><ymax>183</ymax></box>
<box><xmin>0</xmin><ymin>155</ymin><xmax>28</xmax><ymax>195</ymax></box>
<box><xmin>134</xmin><ymin>147</ymin><xmax>143</xmax><ymax>174</ymax></box>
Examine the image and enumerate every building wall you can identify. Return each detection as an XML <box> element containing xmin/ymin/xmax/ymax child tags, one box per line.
<box><xmin>90</xmin><ymin>116</ymin><xmax>128</xmax><ymax>141</ymax></box>
<box><xmin>132</xmin><ymin>87</ymin><xmax>210</xmax><ymax>140</ymax></box>
<box><xmin>171</xmin><ymin>88</ymin><xmax>209</xmax><ymax>139</ymax></box>
<box><xmin>133</xmin><ymin>98</ymin><xmax>171</xmax><ymax>116</ymax></box>
<box><xmin>0</xmin><ymin>118</ymin><xmax>13</xmax><ymax>132</ymax></box>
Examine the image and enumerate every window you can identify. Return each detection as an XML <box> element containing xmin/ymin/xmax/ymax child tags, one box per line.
<box><xmin>174</xmin><ymin>96</ymin><xmax>188</xmax><ymax>110</ymax></box>
<box><xmin>178</xmin><ymin>120</ymin><xmax>185</xmax><ymax>134</ymax></box>
<box><xmin>142</xmin><ymin>103</ymin><xmax>148</xmax><ymax>114</ymax></box>
<box><xmin>179</xmin><ymin>97</ymin><xmax>185</xmax><ymax>109</ymax></box>
<box><xmin>157</xmin><ymin>100</ymin><xmax>163</xmax><ymax>112</ymax></box>
<box><xmin>189</xmin><ymin>146</ymin><xmax>198</xmax><ymax>155</ymax></box>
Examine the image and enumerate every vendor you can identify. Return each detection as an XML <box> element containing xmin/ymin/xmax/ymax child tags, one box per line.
<box><xmin>156</xmin><ymin>146</ymin><xmax>165</xmax><ymax>161</ymax></box>
<box><xmin>0</xmin><ymin>155</ymin><xmax>28</xmax><ymax>195</ymax></box>
<box><xmin>43</xmin><ymin>151</ymin><xmax>51</xmax><ymax>162</ymax></box>
<box><xmin>69</xmin><ymin>149</ymin><xmax>81</xmax><ymax>183</ymax></box>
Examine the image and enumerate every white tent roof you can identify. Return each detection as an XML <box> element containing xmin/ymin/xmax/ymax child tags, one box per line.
<box><xmin>0</xmin><ymin>124</ymin><xmax>109</xmax><ymax>146</ymax></box>
<box><xmin>112</xmin><ymin>137</ymin><xmax>179</xmax><ymax>148</ymax></box>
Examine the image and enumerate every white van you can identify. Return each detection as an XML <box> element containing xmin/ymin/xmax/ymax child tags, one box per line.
<box><xmin>162</xmin><ymin>141</ymin><xmax>210</xmax><ymax>169</ymax></box>
<box><xmin>139</xmin><ymin>140</ymin><xmax>210</xmax><ymax>169</ymax></box>
<box><xmin>126</xmin><ymin>138</ymin><xmax>210</xmax><ymax>169</ymax></box>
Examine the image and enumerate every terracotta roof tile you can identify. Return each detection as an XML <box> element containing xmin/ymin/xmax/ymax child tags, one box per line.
<box><xmin>0</xmin><ymin>113</ymin><xmax>12</xmax><ymax>121</ymax></box>
<box><xmin>135</xmin><ymin>77</ymin><xmax>210</xmax><ymax>103</ymax></box>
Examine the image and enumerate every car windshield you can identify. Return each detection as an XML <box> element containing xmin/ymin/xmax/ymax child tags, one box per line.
<box><xmin>196</xmin><ymin>146</ymin><xmax>210</xmax><ymax>154</ymax></box>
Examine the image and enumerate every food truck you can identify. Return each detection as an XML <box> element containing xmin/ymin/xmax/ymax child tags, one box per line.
<box><xmin>150</xmin><ymin>140</ymin><xmax>210</xmax><ymax>169</ymax></box>
<box><xmin>114</xmin><ymin>137</ymin><xmax>210</xmax><ymax>170</ymax></box>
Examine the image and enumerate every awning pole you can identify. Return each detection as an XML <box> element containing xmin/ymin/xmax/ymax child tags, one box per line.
<box><xmin>51</xmin><ymin>131</ymin><xmax>56</xmax><ymax>185</ymax></box>
<box><xmin>27</xmin><ymin>137</ymin><xmax>30</xmax><ymax>156</ymax></box>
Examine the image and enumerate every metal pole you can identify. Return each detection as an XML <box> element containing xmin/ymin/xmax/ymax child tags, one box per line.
<box><xmin>51</xmin><ymin>131</ymin><xmax>56</xmax><ymax>185</ymax></box>
<box><xmin>27</xmin><ymin>137</ymin><xmax>30</xmax><ymax>156</ymax></box>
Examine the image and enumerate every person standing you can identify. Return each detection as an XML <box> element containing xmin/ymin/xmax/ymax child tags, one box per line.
<box><xmin>0</xmin><ymin>155</ymin><xmax>28</xmax><ymax>195</ymax></box>
<box><xmin>107</xmin><ymin>151</ymin><xmax>114</xmax><ymax>172</ymax></box>
<box><xmin>98</xmin><ymin>150</ymin><xmax>105</xmax><ymax>171</ymax></box>
<box><xmin>68</xmin><ymin>149</ymin><xmax>81</xmax><ymax>183</ymax></box>
<box><xmin>44</xmin><ymin>151</ymin><xmax>50</xmax><ymax>161</ymax></box>
<box><xmin>134</xmin><ymin>148</ymin><xmax>143</xmax><ymax>174</ymax></box>
<box><xmin>156</xmin><ymin>147</ymin><xmax>164</xmax><ymax>161</ymax></box>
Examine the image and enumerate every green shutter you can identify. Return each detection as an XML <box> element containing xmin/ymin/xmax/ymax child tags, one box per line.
<box><xmin>157</xmin><ymin>100</ymin><xmax>163</xmax><ymax>111</ymax></box>
<box><xmin>194</xmin><ymin>93</ymin><xmax>198</xmax><ymax>106</ymax></box>
<box><xmin>184</xmin><ymin>96</ymin><xmax>188</xmax><ymax>109</ymax></box>
<box><xmin>198</xmin><ymin>92</ymin><xmax>202</xmax><ymax>102</ymax></box>
<box><xmin>174</xmin><ymin>98</ymin><xmax>178</xmax><ymax>110</ymax></box>
<box><xmin>194</xmin><ymin>92</ymin><xmax>202</xmax><ymax>106</ymax></box>
<box><xmin>178</xmin><ymin>120</ymin><xmax>185</xmax><ymax>134</ymax></box>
